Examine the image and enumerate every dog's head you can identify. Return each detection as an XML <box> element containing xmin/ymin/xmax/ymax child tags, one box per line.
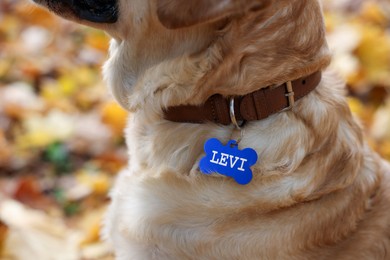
<box><xmin>32</xmin><ymin>0</ymin><xmax>271</xmax><ymax>34</ymax></box>
<box><xmin>32</xmin><ymin>0</ymin><xmax>329</xmax><ymax>111</ymax></box>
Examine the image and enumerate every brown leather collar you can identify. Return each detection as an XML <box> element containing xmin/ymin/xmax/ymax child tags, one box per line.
<box><xmin>164</xmin><ymin>71</ymin><xmax>322</xmax><ymax>125</ymax></box>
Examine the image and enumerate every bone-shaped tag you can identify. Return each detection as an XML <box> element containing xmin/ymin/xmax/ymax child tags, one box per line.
<box><xmin>199</xmin><ymin>138</ymin><xmax>258</xmax><ymax>185</ymax></box>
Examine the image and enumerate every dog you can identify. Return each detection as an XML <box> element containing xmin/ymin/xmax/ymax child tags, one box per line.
<box><xmin>32</xmin><ymin>0</ymin><xmax>390</xmax><ymax>259</ymax></box>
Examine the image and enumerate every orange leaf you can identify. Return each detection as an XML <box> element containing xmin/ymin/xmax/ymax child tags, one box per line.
<box><xmin>0</xmin><ymin>221</ymin><xmax>8</xmax><ymax>254</ymax></box>
<box><xmin>15</xmin><ymin>4</ymin><xmax>59</xmax><ymax>28</ymax></box>
<box><xmin>13</xmin><ymin>177</ymin><xmax>54</xmax><ymax>211</ymax></box>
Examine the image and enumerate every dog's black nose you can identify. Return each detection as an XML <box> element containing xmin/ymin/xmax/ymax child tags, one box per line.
<box><xmin>33</xmin><ymin>0</ymin><xmax>119</xmax><ymax>24</ymax></box>
<box><xmin>73</xmin><ymin>0</ymin><xmax>119</xmax><ymax>23</ymax></box>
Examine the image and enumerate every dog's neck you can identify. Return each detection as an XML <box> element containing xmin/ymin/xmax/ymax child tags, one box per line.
<box><xmin>104</xmin><ymin>15</ymin><xmax>221</xmax><ymax>110</ymax></box>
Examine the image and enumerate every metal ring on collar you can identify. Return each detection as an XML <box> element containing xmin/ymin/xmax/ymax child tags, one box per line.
<box><xmin>229</xmin><ymin>98</ymin><xmax>245</xmax><ymax>129</ymax></box>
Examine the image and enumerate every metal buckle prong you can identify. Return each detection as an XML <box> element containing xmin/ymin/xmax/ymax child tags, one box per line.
<box><xmin>282</xmin><ymin>81</ymin><xmax>295</xmax><ymax>111</ymax></box>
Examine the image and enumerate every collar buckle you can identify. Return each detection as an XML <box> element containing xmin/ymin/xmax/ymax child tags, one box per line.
<box><xmin>282</xmin><ymin>81</ymin><xmax>295</xmax><ymax>111</ymax></box>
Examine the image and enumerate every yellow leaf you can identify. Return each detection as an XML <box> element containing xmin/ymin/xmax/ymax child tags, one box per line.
<box><xmin>0</xmin><ymin>59</ymin><xmax>11</xmax><ymax>78</ymax></box>
<box><xmin>324</xmin><ymin>13</ymin><xmax>342</xmax><ymax>33</ymax></box>
<box><xmin>76</xmin><ymin>170</ymin><xmax>111</xmax><ymax>195</ymax></box>
<box><xmin>17</xmin><ymin>131</ymin><xmax>54</xmax><ymax>149</ymax></box>
<box><xmin>377</xmin><ymin>140</ymin><xmax>390</xmax><ymax>161</ymax></box>
<box><xmin>355</xmin><ymin>23</ymin><xmax>390</xmax><ymax>86</ymax></box>
<box><xmin>347</xmin><ymin>97</ymin><xmax>375</xmax><ymax>126</ymax></box>
<box><xmin>0</xmin><ymin>15</ymin><xmax>20</xmax><ymax>39</ymax></box>
<box><xmin>78</xmin><ymin>207</ymin><xmax>107</xmax><ymax>247</ymax></box>
<box><xmin>59</xmin><ymin>75</ymin><xmax>78</xmax><ymax>96</ymax></box>
<box><xmin>72</xmin><ymin>67</ymin><xmax>97</xmax><ymax>87</ymax></box>
<box><xmin>101</xmin><ymin>102</ymin><xmax>128</xmax><ymax>135</ymax></box>
<box><xmin>80</xmin><ymin>221</ymin><xmax>100</xmax><ymax>246</ymax></box>
<box><xmin>360</xmin><ymin>2</ymin><xmax>388</xmax><ymax>26</ymax></box>
<box><xmin>42</xmin><ymin>80</ymin><xmax>62</xmax><ymax>101</ymax></box>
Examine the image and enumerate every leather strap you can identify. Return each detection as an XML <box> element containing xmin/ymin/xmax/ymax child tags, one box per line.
<box><xmin>164</xmin><ymin>71</ymin><xmax>322</xmax><ymax>125</ymax></box>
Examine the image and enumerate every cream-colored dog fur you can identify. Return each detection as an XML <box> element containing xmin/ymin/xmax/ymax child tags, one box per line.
<box><xmin>33</xmin><ymin>0</ymin><xmax>390</xmax><ymax>259</ymax></box>
<box><xmin>102</xmin><ymin>1</ymin><xmax>390</xmax><ymax>259</ymax></box>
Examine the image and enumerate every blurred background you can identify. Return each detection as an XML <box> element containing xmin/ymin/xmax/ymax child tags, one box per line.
<box><xmin>0</xmin><ymin>0</ymin><xmax>389</xmax><ymax>259</ymax></box>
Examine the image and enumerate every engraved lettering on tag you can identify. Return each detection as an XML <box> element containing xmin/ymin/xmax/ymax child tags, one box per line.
<box><xmin>209</xmin><ymin>151</ymin><xmax>248</xmax><ymax>171</ymax></box>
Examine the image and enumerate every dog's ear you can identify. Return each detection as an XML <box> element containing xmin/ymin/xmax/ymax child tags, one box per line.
<box><xmin>156</xmin><ymin>0</ymin><xmax>269</xmax><ymax>29</ymax></box>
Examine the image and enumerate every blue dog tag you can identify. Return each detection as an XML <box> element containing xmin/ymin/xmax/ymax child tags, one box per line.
<box><xmin>199</xmin><ymin>138</ymin><xmax>258</xmax><ymax>185</ymax></box>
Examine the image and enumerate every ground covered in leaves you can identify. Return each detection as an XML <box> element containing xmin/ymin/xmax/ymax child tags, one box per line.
<box><xmin>0</xmin><ymin>0</ymin><xmax>390</xmax><ymax>259</ymax></box>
